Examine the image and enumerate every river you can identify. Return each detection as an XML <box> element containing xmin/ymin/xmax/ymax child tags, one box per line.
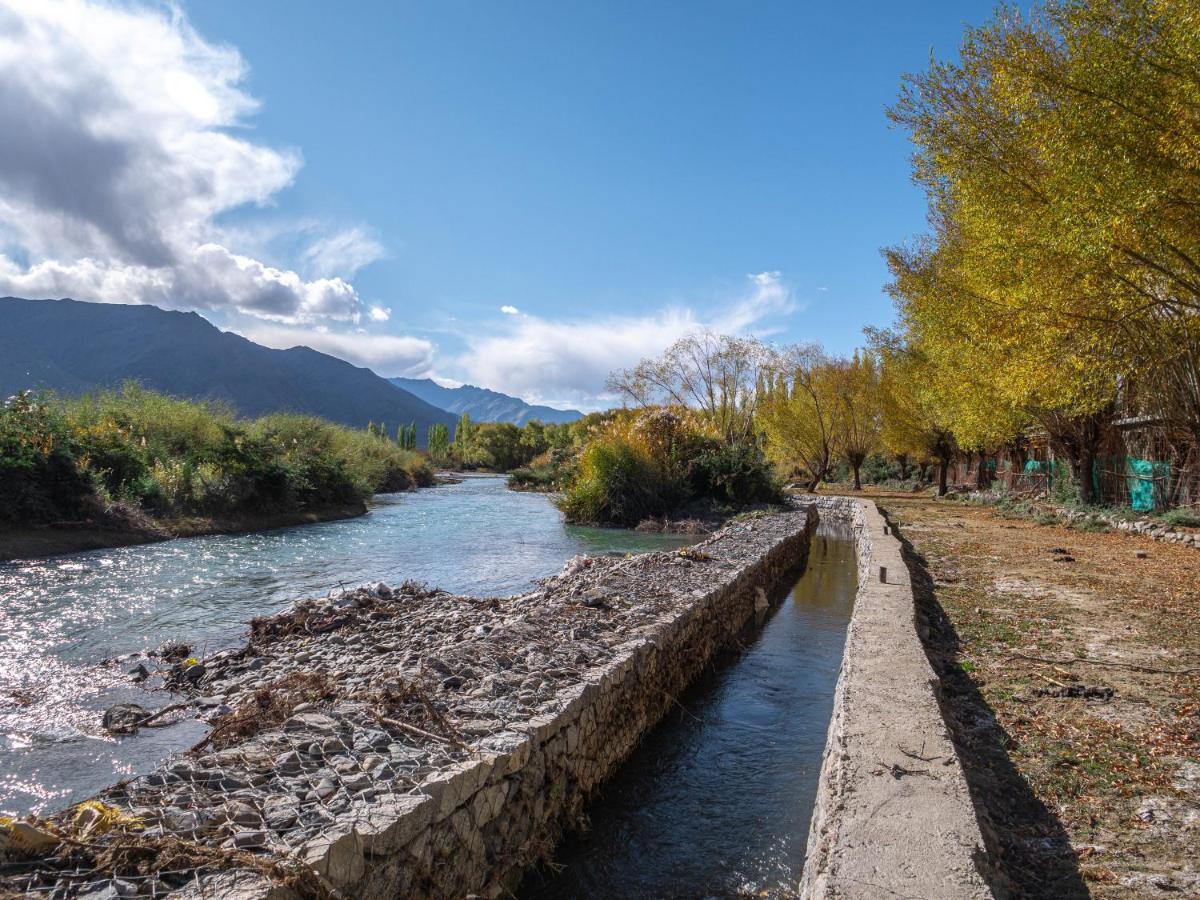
<box><xmin>520</xmin><ymin>521</ymin><xmax>856</xmax><ymax>898</ymax></box>
<box><xmin>0</xmin><ymin>475</ymin><xmax>694</xmax><ymax>817</ymax></box>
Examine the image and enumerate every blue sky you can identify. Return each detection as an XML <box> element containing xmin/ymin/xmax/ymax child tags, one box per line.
<box><xmin>0</xmin><ymin>0</ymin><xmax>997</xmax><ymax>409</ymax></box>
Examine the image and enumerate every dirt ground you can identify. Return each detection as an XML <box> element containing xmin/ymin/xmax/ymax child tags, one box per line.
<box><xmin>843</xmin><ymin>490</ymin><xmax>1200</xmax><ymax>897</ymax></box>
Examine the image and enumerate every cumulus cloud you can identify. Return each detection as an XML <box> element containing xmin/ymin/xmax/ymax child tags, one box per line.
<box><xmin>499</xmin><ymin>305</ymin><xmax>520</xmax><ymax>315</ymax></box>
<box><xmin>368</xmin><ymin>306</ymin><xmax>391</xmax><ymax>322</ymax></box>
<box><xmin>236</xmin><ymin>324</ymin><xmax>435</xmax><ymax>377</ymax></box>
<box><xmin>0</xmin><ymin>0</ymin><xmax>371</xmax><ymax>323</ymax></box>
<box><xmin>459</xmin><ymin>272</ymin><xmax>796</xmax><ymax>408</ymax></box>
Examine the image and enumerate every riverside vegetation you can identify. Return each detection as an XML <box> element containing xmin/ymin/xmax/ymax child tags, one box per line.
<box><xmin>0</xmin><ymin>384</ymin><xmax>433</xmax><ymax>541</ymax></box>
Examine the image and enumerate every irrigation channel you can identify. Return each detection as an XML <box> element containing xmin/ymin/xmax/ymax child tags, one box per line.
<box><xmin>520</xmin><ymin>520</ymin><xmax>857</xmax><ymax>899</ymax></box>
<box><xmin>0</xmin><ymin>475</ymin><xmax>694</xmax><ymax>818</ymax></box>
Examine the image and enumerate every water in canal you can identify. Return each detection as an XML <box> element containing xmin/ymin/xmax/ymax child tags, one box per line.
<box><xmin>0</xmin><ymin>475</ymin><xmax>694</xmax><ymax>817</ymax></box>
<box><xmin>520</xmin><ymin>520</ymin><xmax>857</xmax><ymax>899</ymax></box>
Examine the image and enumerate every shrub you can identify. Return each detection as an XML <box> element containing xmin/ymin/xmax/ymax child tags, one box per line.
<box><xmin>0</xmin><ymin>392</ymin><xmax>93</xmax><ymax>525</ymax></box>
<box><xmin>1158</xmin><ymin>507</ymin><xmax>1200</xmax><ymax>528</ymax></box>
<box><xmin>0</xmin><ymin>385</ymin><xmax>436</xmax><ymax>528</ymax></box>
<box><xmin>560</xmin><ymin>434</ymin><xmax>685</xmax><ymax>527</ymax></box>
<box><xmin>559</xmin><ymin>407</ymin><xmax>778</xmax><ymax>526</ymax></box>
<box><xmin>686</xmin><ymin>437</ymin><xmax>782</xmax><ymax>506</ymax></box>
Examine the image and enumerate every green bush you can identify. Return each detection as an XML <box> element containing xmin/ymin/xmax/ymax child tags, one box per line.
<box><xmin>559</xmin><ymin>408</ymin><xmax>779</xmax><ymax>527</ymax></box>
<box><xmin>687</xmin><ymin>437</ymin><xmax>782</xmax><ymax>506</ymax></box>
<box><xmin>0</xmin><ymin>393</ymin><xmax>93</xmax><ymax>525</ymax></box>
<box><xmin>0</xmin><ymin>385</ymin><xmax>434</xmax><ymax>528</ymax></box>
<box><xmin>1158</xmin><ymin>507</ymin><xmax>1200</xmax><ymax>528</ymax></box>
<box><xmin>560</xmin><ymin>436</ymin><xmax>685</xmax><ymax>527</ymax></box>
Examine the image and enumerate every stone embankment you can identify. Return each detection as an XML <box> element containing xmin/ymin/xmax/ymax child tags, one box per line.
<box><xmin>3</xmin><ymin>506</ymin><xmax>816</xmax><ymax>898</ymax></box>
<box><xmin>963</xmin><ymin>489</ymin><xmax>1200</xmax><ymax>550</ymax></box>
<box><xmin>800</xmin><ymin>496</ymin><xmax>995</xmax><ymax>900</ymax></box>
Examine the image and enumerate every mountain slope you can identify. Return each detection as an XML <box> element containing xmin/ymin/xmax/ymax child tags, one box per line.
<box><xmin>0</xmin><ymin>297</ymin><xmax>458</xmax><ymax>439</ymax></box>
<box><xmin>389</xmin><ymin>377</ymin><xmax>582</xmax><ymax>425</ymax></box>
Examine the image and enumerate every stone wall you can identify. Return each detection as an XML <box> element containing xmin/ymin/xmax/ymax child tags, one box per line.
<box><xmin>10</xmin><ymin>506</ymin><xmax>819</xmax><ymax>899</ymax></box>
<box><xmin>799</xmin><ymin>496</ymin><xmax>995</xmax><ymax>899</ymax></box>
<box><xmin>247</xmin><ymin>507</ymin><xmax>816</xmax><ymax>899</ymax></box>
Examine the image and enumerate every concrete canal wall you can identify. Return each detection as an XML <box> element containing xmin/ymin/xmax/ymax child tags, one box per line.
<box><xmin>800</xmin><ymin>496</ymin><xmax>994</xmax><ymax>900</ymax></box>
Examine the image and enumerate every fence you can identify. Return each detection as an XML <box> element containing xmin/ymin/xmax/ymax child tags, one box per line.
<box><xmin>948</xmin><ymin>454</ymin><xmax>1200</xmax><ymax>512</ymax></box>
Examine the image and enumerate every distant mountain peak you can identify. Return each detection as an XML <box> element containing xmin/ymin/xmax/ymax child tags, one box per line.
<box><xmin>0</xmin><ymin>296</ymin><xmax>457</xmax><ymax>443</ymax></box>
<box><xmin>389</xmin><ymin>376</ymin><xmax>582</xmax><ymax>426</ymax></box>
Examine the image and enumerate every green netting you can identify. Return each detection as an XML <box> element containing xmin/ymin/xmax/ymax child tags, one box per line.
<box><xmin>1127</xmin><ymin>457</ymin><xmax>1169</xmax><ymax>512</ymax></box>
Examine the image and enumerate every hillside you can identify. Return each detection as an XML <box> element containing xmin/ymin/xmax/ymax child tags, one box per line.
<box><xmin>390</xmin><ymin>377</ymin><xmax>582</xmax><ymax>425</ymax></box>
<box><xmin>0</xmin><ymin>297</ymin><xmax>457</xmax><ymax>439</ymax></box>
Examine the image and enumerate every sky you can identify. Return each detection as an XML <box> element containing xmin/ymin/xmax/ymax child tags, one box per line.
<box><xmin>0</xmin><ymin>0</ymin><xmax>998</xmax><ymax>410</ymax></box>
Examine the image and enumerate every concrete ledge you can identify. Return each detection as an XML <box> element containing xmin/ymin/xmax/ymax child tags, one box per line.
<box><xmin>801</xmin><ymin>496</ymin><xmax>994</xmax><ymax>899</ymax></box>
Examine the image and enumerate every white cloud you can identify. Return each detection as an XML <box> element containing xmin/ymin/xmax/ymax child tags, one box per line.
<box><xmin>0</xmin><ymin>0</ymin><xmax>372</xmax><ymax>323</ymax></box>
<box><xmin>499</xmin><ymin>305</ymin><xmax>520</xmax><ymax>315</ymax></box>
<box><xmin>368</xmin><ymin>305</ymin><xmax>391</xmax><ymax>322</ymax></box>
<box><xmin>458</xmin><ymin>272</ymin><xmax>796</xmax><ymax>409</ymax></box>
<box><xmin>236</xmin><ymin>324</ymin><xmax>435</xmax><ymax>377</ymax></box>
<box><xmin>302</xmin><ymin>226</ymin><xmax>385</xmax><ymax>278</ymax></box>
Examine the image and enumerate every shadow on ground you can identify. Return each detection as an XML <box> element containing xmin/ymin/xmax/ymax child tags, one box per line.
<box><xmin>884</xmin><ymin>508</ymin><xmax>1090</xmax><ymax>900</ymax></box>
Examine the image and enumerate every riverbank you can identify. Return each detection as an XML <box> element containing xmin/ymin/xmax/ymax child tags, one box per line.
<box><xmin>0</xmin><ymin>505</ymin><xmax>817</xmax><ymax>898</ymax></box>
<box><xmin>0</xmin><ymin>502</ymin><xmax>369</xmax><ymax>562</ymax></box>
<box><xmin>852</xmin><ymin>488</ymin><xmax>1200</xmax><ymax>897</ymax></box>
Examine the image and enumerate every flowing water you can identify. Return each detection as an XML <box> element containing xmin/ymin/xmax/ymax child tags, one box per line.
<box><xmin>0</xmin><ymin>475</ymin><xmax>695</xmax><ymax>817</ymax></box>
<box><xmin>520</xmin><ymin>521</ymin><xmax>857</xmax><ymax>899</ymax></box>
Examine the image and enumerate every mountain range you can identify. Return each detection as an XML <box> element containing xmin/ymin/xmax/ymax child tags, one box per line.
<box><xmin>389</xmin><ymin>378</ymin><xmax>582</xmax><ymax>426</ymax></box>
<box><xmin>0</xmin><ymin>297</ymin><xmax>457</xmax><ymax>438</ymax></box>
<box><xmin>0</xmin><ymin>297</ymin><xmax>584</xmax><ymax>437</ymax></box>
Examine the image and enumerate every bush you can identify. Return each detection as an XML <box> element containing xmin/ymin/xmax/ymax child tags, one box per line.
<box><xmin>559</xmin><ymin>408</ymin><xmax>779</xmax><ymax>527</ymax></box>
<box><xmin>0</xmin><ymin>393</ymin><xmax>93</xmax><ymax>525</ymax></box>
<box><xmin>0</xmin><ymin>385</ymin><xmax>435</xmax><ymax>528</ymax></box>
<box><xmin>560</xmin><ymin>435</ymin><xmax>686</xmax><ymax>527</ymax></box>
<box><xmin>1159</xmin><ymin>507</ymin><xmax>1200</xmax><ymax>528</ymax></box>
<box><xmin>687</xmin><ymin>437</ymin><xmax>782</xmax><ymax>506</ymax></box>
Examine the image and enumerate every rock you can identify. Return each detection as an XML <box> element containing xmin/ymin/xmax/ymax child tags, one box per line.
<box><xmin>232</xmin><ymin>830</ymin><xmax>269</xmax><ymax>850</ymax></box>
<box><xmin>128</xmin><ymin>663</ymin><xmax>151</xmax><ymax>682</ymax></box>
<box><xmin>284</xmin><ymin>713</ymin><xmax>341</xmax><ymax>735</ymax></box>
<box><xmin>102</xmin><ymin>703</ymin><xmax>149</xmax><ymax>733</ymax></box>
<box><xmin>183</xmin><ymin>661</ymin><xmax>206</xmax><ymax>683</ymax></box>
<box><xmin>274</xmin><ymin>750</ymin><xmax>305</xmax><ymax>775</ymax></box>
<box><xmin>1135</xmin><ymin>549</ymin><xmax>1148</xmax><ymax>559</ymax></box>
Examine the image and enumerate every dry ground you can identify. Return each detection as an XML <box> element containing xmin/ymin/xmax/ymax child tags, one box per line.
<box><xmin>838</xmin><ymin>490</ymin><xmax>1199</xmax><ymax>898</ymax></box>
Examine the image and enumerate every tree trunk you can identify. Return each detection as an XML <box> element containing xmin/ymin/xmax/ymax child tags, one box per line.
<box><xmin>976</xmin><ymin>451</ymin><xmax>988</xmax><ymax>490</ymax></box>
<box><xmin>1007</xmin><ymin>446</ymin><xmax>1026</xmax><ymax>490</ymax></box>
<box><xmin>1078</xmin><ymin>444</ymin><xmax>1096</xmax><ymax>505</ymax></box>
<box><xmin>938</xmin><ymin>459</ymin><xmax>949</xmax><ymax>496</ymax></box>
<box><xmin>852</xmin><ymin>463</ymin><xmax>862</xmax><ymax>491</ymax></box>
<box><xmin>897</xmin><ymin>454</ymin><xmax>909</xmax><ymax>481</ymax></box>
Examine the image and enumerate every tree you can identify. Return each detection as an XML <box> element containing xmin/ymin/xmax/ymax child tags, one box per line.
<box><xmin>872</xmin><ymin>336</ymin><xmax>959</xmax><ymax>496</ymax></box>
<box><xmin>757</xmin><ymin>345</ymin><xmax>840</xmax><ymax>490</ymax></box>
<box><xmin>831</xmin><ymin>350</ymin><xmax>880</xmax><ymax>490</ymax></box>
<box><xmin>454</xmin><ymin>413</ymin><xmax>473</xmax><ymax>454</ymax></box>
<box><xmin>607</xmin><ymin>331</ymin><xmax>772</xmax><ymax>442</ymax></box>
<box><xmin>427</xmin><ymin>423</ymin><xmax>450</xmax><ymax>463</ymax></box>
